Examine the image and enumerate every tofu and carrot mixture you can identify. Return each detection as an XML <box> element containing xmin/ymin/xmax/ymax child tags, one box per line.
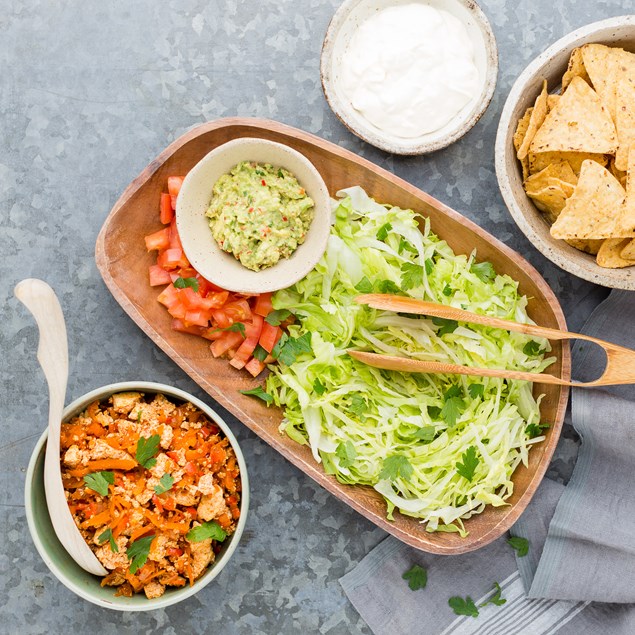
<box><xmin>60</xmin><ymin>391</ymin><xmax>241</xmax><ymax>599</ymax></box>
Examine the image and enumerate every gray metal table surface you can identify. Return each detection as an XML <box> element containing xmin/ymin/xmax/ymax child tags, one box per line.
<box><xmin>0</xmin><ymin>1</ymin><xmax>620</xmax><ymax>633</ymax></box>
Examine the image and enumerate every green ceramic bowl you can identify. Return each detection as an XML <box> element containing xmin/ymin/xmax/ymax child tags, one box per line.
<box><xmin>25</xmin><ymin>381</ymin><xmax>249</xmax><ymax>611</ymax></box>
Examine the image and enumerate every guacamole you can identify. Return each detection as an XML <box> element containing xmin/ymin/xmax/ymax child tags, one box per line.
<box><xmin>206</xmin><ymin>161</ymin><xmax>315</xmax><ymax>271</ymax></box>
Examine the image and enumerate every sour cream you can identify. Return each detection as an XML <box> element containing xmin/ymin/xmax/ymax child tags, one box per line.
<box><xmin>338</xmin><ymin>3</ymin><xmax>482</xmax><ymax>139</ymax></box>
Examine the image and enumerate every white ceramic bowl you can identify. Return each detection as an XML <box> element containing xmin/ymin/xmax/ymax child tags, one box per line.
<box><xmin>176</xmin><ymin>138</ymin><xmax>331</xmax><ymax>294</ymax></box>
<box><xmin>496</xmin><ymin>15</ymin><xmax>635</xmax><ymax>290</ymax></box>
<box><xmin>25</xmin><ymin>381</ymin><xmax>249</xmax><ymax>611</ymax></box>
<box><xmin>320</xmin><ymin>0</ymin><xmax>498</xmax><ymax>155</ymax></box>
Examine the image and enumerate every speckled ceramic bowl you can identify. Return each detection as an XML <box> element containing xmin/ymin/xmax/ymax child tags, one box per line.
<box><xmin>496</xmin><ymin>15</ymin><xmax>635</xmax><ymax>290</ymax></box>
<box><xmin>176</xmin><ymin>137</ymin><xmax>331</xmax><ymax>294</ymax></box>
<box><xmin>320</xmin><ymin>0</ymin><xmax>498</xmax><ymax>155</ymax></box>
<box><xmin>25</xmin><ymin>381</ymin><xmax>249</xmax><ymax>611</ymax></box>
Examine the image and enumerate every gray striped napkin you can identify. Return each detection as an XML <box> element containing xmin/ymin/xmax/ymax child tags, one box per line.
<box><xmin>340</xmin><ymin>290</ymin><xmax>635</xmax><ymax>635</ymax></box>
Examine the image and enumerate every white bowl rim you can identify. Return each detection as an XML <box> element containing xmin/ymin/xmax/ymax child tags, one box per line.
<box><xmin>320</xmin><ymin>0</ymin><xmax>499</xmax><ymax>155</ymax></box>
<box><xmin>175</xmin><ymin>137</ymin><xmax>332</xmax><ymax>294</ymax></box>
<box><xmin>495</xmin><ymin>14</ymin><xmax>635</xmax><ymax>290</ymax></box>
<box><xmin>24</xmin><ymin>380</ymin><xmax>250</xmax><ymax>612</ymax></box>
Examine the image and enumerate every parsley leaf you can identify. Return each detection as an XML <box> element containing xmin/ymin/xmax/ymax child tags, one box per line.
<box><xmin>456</xmin><ymin>446</ymin><xmax>479</xmax><ymax>482</ymax></box>
<box><xmin>313</xmin><ymin>378</ymin><xmax>327</xmax><ymax>395</ymax></box>
<box><xmin>432</xmin><ymin>316</ymin><xmax>458</xmax><ymax>335</ymax></box>
<box><xmin>400</xmin><ymin>262</ymin><xmax>424</xmax><ymax>291</ymax></box>
<box><xmin>274</xmin><ymin>332</ymin><xmax>312</xmax><ymax>366</ymax></box>
<box><xmin>336</xmin><ymin>441</ymin><xmax>357</xmax><ymax>468</ymax></box>
<box><xmin>265</xmin><ymin>309</ymin><xmax>292</xmax><ymax>326</ymax></box>
<box><xmin>271</xmin><ymin>332</ymin><xmax>289</xmax><ymax>359</ymax></box>
<box><xmin>413</xmin><ymin>426</ymin><xmax>436</xmax><ymax>442</ymax></box>
<box><xmin>135</xmin><ymin>434</ymin><xmax>161</xmax><ymax>470</ymax></box>
<box><xmin>354</xmin><ymin>276</ymin><xmax>374</xmax><ymax>294</ymax></box>
<box><xmin>376</xmin><ymin>222</ymin><xmax>392</xmax><ymax>241</ymax></box>
<box><xmin>97</xmin><ymin>527</ymin><xmax>119</xmax><ymax>553</ymax></box>
<box><xmin>154</xmin><ymin>473</ymin><xmax>174</xmax><ymax>495</ymax></box>
<box><xmin>441</xmin><ymin>385</ymin><xmax>465</xmax><ymax>427</ymax></box>
<box><xmin>239</xmin><ymin>386</ymin><xmax>273</xmax><ymax>404</ymax></box>
<box><xmin>83</xmin><ymin>471</ymin><xmax>114</xmax><ymax>497</ymax></box>
<box><xmin>173</xmin><ymin>277</ymin><xmax>199</xmax><ymax>292</ymax></box>
<box><xmin>449</xmin><ymin>596</ymin><xmax>479</xmax><ymax>618</ymax></box>
<box><xmin>379</xmin><ymin>454</ymin><xmax>413</xmax><ymax>482</ymax></box>
<box><xmin>127</xmin><ymin>534</ymin><xmax>155</xmax><ymax>574</ymax></box>
<box><xmin>523</xmin><ymin>340</ymin><xmax>543</xmax><ymax>356</ymax></box>
<box><xmin>468</xmin><ymin>383</ymin><xmax>484</xmax><ymax>399</ymax></box>
<box><xmin>252</xmin><ymin>344</ymin><xmax>269</xmax><ymax>362</ymax></box>
<box><xmin>443</xmin><ymin>284</ymin><xmax>452</xmax><ymax>296</ymax></box>
<box><xmin>187</xmin><ymin>521</ymin><xmax>227</xmax><ymax>543</ymax></box>
<box><xmin>375</xmin><ymin>279</ymin><xmax>402</xmax><ymax>295</ymax></box>
<box><xmin>212</xmin><ymin>322</ymin><xmax>246</xmax><ymax>337</ymax></box>
<box><xmin>427</xmin><ymin>405</ymin><xmax>442</xmax><ymax>419</ymax></box>
<box><xmin>424</xmin><ymin>258</ymin><xmax>435</xmax><ymax>275</ymax></box>
<box><xmin>402</xmin><ymin>564</ymin><xmax>427</xmax><ymax>591</ymax></box>
<box><xmin>399</xmin><ymin>238</ymin><xmax>417</xmax><ymax>254</ymax></box>
<box><xmin>349</xmin><ymin>394</ymin><xmax>367</xmax><ymax>418</ymax></box>
<box><xmin>507</xmin><ymin>536</ymin><xmax>529</xmax><ymax>557</ymax></box>
<box><xmin>480</xmin><ymin>582</ymin><xmax>506</xmax><ymax>607</ymax></box>
<box><xmin>470</xmin><ymin>261</ymin><xmax>496</xmax><ymax>283</ymax></box>
<box><xmin>526</xmin><ymin>421</ymin><xmax>550</xmax><ymax>438</ymax></box>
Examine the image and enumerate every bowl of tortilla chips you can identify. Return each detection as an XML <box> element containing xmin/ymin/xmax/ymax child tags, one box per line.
<box><xmin>496</xmin><ymin>15</ymin><xmax>635</xmax><ymax>289</ymax></box>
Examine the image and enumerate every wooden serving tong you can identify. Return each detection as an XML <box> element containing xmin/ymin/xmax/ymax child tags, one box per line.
<box><xmin>348</xmin><ymin>294</ymin><xmax>635</xmax><ymax>388</ymax></box>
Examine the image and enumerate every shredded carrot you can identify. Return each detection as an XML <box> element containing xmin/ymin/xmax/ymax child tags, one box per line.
<box><xmin>86</xmin><ymin>458</ymin><xmax>137</xmax><ymax>471</ymax></box>
<box><xmin>80</xmin><ymin>510</ymin><xmax>111</xmax><ymax>529</ymax></box>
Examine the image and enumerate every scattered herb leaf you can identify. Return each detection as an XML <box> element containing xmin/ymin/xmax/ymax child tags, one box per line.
<box><xmin>449</xmin><ymin>596</ymin><xmax>479</xmax><ymax>618</ymax></box>
<box><xmin>441</xmin><ymin>386</ymin><xmax>465</xmax><ymax>427</ymax></box>
<box><xmin>239</xmin><ymin>386</ymin><xmax>273</xmax><ymax>404</ymax></box>
<box><xmin>187</xmin><ymin>521</ymin><xmax>227</xmax><ymax>543</ymax></box>
<box><xmin>212</xmin><ymin>322</ymin><xmax>246</xmax><ymax>337</ymax></box>
<box><xmin>274</xmin><ymin>332</ymin><xmax>312</xmax><ymax>366</ymax></box>
<box><xmin>402</xmin><ymin>564</ymin><xmax>427</xmax><ymax>591</ymax></box>
<box><xmin>443</xmin><ymin>284</ymin><xmax>452</xmax><ymax>296</ymax></box>
<box><xmin>98</xmin><ymin>527</ymin><xmax>119</xmax><ymax>553</ymax></box>
<box><xmin>313</xmin><ymin>378</ymin><xmax>327</xmax><ymax>395</ymax></box>
<box><xmin>468</xmin><ymin>384</ymin><xmax>484</xmax><ymax>399</ymax></box>
<box><xmin>135</xmin><ymin>435</ymin><xmax>161</xmax><ymax>469</ymax></box>
<box><xmin>424</xmin><ymin>258</ymin><xmax>435</xmax><ymax>275</ymax></box>
<box><xmin>127</xmin><ymin>534</ymin><xmax>155</xmax><ymax>574</ymax></box>
<box><xmin>507</xmin><ymin>536</ymin><xmax>529</xmax><ymax>557</ymax></box>
<box><xmin>354</xmin><ymin>276</ymin><xmax>374</xmax><ymax>294</ymax></box>
<box><xmin>432</xmin><ymin>316</ymin><xmax>459</xmax><ymax>336</ymax></box>
<box><xmin>379</xmin><ymin>454</ymin><xmax>413</xmax><ymax>482</ymax></box>
<box><xmin>523</xmin><ymin>340</ymin><xmax>543</xmax><ymax>356</ymax></box>
<box><xmin>456</xmin><ymin>446</ymin><xmax>479</xmax><ymax>482</ymax></box>
<box><xmin>173</xmin><ymin>277</ymin><xmax>199</xmax><ymax>292</ymax></box>
<box><xmin>154</xmin><ymin>473</ymin><xmax>174</xmax><ymax>495</ymax></box>
<box><xmin>252</xmin><ymin>344</ymin><xmax>269</xmax><ymax>362</ymax></box>
<box><xmin>376</xmin><ymin>222</ymin><xmax>392</xmax><ymax>241</ymax></box>
<box><xmin>480</xmin><ymin>582</ymin><xmax>506</xmax><ymax>607</ymax></box>
<box><xmin>336</xmin><ymin>441</ymin><xmax>357</xmax><ymax>468</ymax></box>
<box><xmin>470</xmin><ymin>261</ymin><xmax>496</xmax><ymax>283</ymax></box>
<box><xmin>399</xmin><ymin>238</ymin><xmax>417</xmax><ymax>254</ymax></box>
<box><xmin>265</xmin><ymin>309</ymin><xmax>292</xmax><ymax>326</ymax></box>
<box><xmin>271</xmin><ymin>332</ymin><xmax>289</xmax><ymax>359</ymax></box>
<box><xmin>526</xmin><ymin>421</ymin><xmax>550</xmax><ymax>438</ymax></box>
<box><xmin>83</xmin><ymin>471</ymin><xmax>114</xmax><ymax>497</ymax></box>
<box><xmin>427</xmin><ymin>405</ymin><xmax>442</xmax><ymax>419</ymax></box>
<box><xmin>400</xmin><ymin>262</ymin><xmax>425</xmax><ymax>291</ymax></box>
<box><xmin>413</xmin><ymin>426</ymin><xmax>436</xmax><ymax>442</ymax></box>
<box><xmin>376</xmin><ymin>279</ymin><xmax>402</xmax><ymax>295</ymax></box>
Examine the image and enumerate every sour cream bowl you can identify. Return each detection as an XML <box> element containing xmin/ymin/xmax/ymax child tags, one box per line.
<box><xmin>321</xmin><ymin>0</ymin><xmax>498</xmax><ymax>155</ymax></box>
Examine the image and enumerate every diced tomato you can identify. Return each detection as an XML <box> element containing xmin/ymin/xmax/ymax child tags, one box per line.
<box><xmin>230</xmin><ymin>314</ymin><xmax>264</xmax><ymax>370</ymax></box>
<box><xmin>197</xmin><ymin>274</ymin><xmax>224</xmax><ymax>296</ymax></box>
<box><xmin>210</xmin><ymin>331</ymin><xmax>244</xmax><ymax>358</ymax></box>
<box><xmin>157</xmin><ymin>284</ymin><xmax>180</xmax><ymax>309</ymax></box>
<box><xmin>149</xmin><ymin>265</ymin><xmax>172</xmax><ymax>287</ymax></box>
<box><xmin>166</xmin><ymin>451</ymin><xmax>180</xmax><ymax>463</ymax></box>
<box><xmin>157</xmin><ymin>248</ymin><xmax>188</xmax><ymax>270</ymax></box>
<box><xmin>184</xmin><ymin>310</ymin><xmax>212</xmax><ymax>327</ymax></box>
<box><xmin>160</xmin><ymin>193</ymin><xmax>174</xmax><ymax>224</ymax></box>
<box><xmin>166</xmin><ymin>547</ymin><xmax>183</xmax><ymax>558</ymax></box>
<box><xmin>168</xmin><ymin>176</ymin><xmax>185</xmax><ymax>198</ymax></box>
<box><xmin>253</xmin><ymin>293</ymin><xmax>274</xmax><ymax>317</ymax></box>
<box><xmin>172</xmin><ymin>318</ymin><xmax>206</xmax><ymax>336</ymax></box>
<box><xmin>184</xmin><ymin>461</ymin><xmax>197</xmax><ymax>475</ymax></box>
<box><xmin>211</xmin><ymin>308</ymin><xmax>233</xmax><ymax>328</ymax></box>
<box><xmin>245</xmin><ymin>357</ymin><xmax>266</xmax><ymax>377</ymax></box>
<box><xmin>145</xmin><ymin>228</ymin><xmax>170</xmax><ymax>251</ymax></box>
<box><xmin>259</xmin><ymin>322</ymin><xmax>280</xmax><ymax>353</ymax></box>
<box><xmin>223</xmin><ymin>298</ymin><xmax>252</xmax><ymax>323</ymax></box>
<box><xmin>176</xmin><ymin>267</ymin><xmax>198</xmax><ymax>280</ymax></box>
<box><xmin>168</xmin><ymin>219</ymin><xmax>184</xmax><ymax>250</ymax></box>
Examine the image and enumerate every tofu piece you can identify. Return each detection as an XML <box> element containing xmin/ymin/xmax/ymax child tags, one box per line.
<box><xmin>144</xmin><ymin>580</ymin><xmax>165</xmax><ymax>599</ymax></box>
<box><xmin>149</xmin><ymin>453</ymin><xmax>177</xmax><ymax>479</ymax></box>
<box><xmin>63</xmin><ymin>445</ymin><xmax>83</xmax><ymax>468</ymax></box>
<box><xmin>89</xmin><ymin>439</ymin><xmax>134</xmax><ymax>462</ymax></box>
<box><xmin>190</xmin><ymin>537</ymin><xmax>214</xmax><ymax>580</ymax></box>
<box><xmin>196</xmin><ymin>473</ymin><xmax>218</xmax><ymax>496</ymax></box>
<box><xmin>148</xmin><ymin>534</ymin><xmax>171</xmax><ymax>563</ymax></box>
<box><xmin>173</xmin><ymin>487</ymin><xmax>199</xmax><ymax>507</ymax></box>
<box><xmin>111</xmin><ymin>392</ymin><xmax>143</xmax><ymax>415</ymax></box>
<box><xmin>197</xmin><ymin>486</ymin><xmax>228</xmax><ymax>522</ymax></box>
<box><xmin>95</xmin><ymin>536</ymin><xmax>129</xmax><ymax>570</ymax></box>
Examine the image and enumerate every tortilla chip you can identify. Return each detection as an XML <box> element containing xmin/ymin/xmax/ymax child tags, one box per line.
<box><xmin>547</xmin><ymin>94</ymin><xmax>560</xmax><ymax>111</ymax></box>
<box><xmin>528</xmin><ymin>151</ymin><xmax>608</xmax><ymax>176</ymax></box>
<box><xmin>615</xmin><ymin>78</ymin><xmax>635</xmax><ymax>171</ymax></box>
<box><xmin>597</xmin><ymin>238</ymin><xmax>635</xmax><ymax>268</ymax></box>
<box><xmin>529</xmin><ymin>77</ymin><xmax>617</xmax><ymax>154</ymax></box>
<box><xmin>621</xmin><ymin>238</ymin><xmax>635</xmax><ymax>260</ymax></box>
<box><xmin>561</xmin><ymin>47</ymin><xmax>591</xmax><ymax>92</ymax></box>
<box><xmin>550</xmin><ymin>160</ymin><xmax>635</xmax><ymax>239</ymax></box>
<box><xmin>620</xmin><ymin>144</ymin><xmax>635</xmax><ymax>233</ymax></box>
<box><xmin>524</xmin><ymin>161</ymin><xmax>578</xmax><ymax>190</ymax></box>
<box><xmin>565</xmin><ymin>238</ymin><xmax>604</xmax><ymax>255</ymax></box>
<box><xmin>514</xmin><ymin>107</ymin><xmax>533</xmax><ymax>153</ymax></box>
<box><xmin>609</xmin><ymin>156</ymin><xmax>628</xmax><ymax>188</ymax></box>
<box><xmin>517</xmin><ymin>80</ymin><xmax>549</xmax><ymax>160</ymax></box>
<box><xmin>528</xmin><ymin>183</ymin><xmax>575</xmax><ymax>224</ymax></box>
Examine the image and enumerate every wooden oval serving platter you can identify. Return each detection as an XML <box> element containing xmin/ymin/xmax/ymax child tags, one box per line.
<box><xmin>95</xmin><ymin>118</ymin><xmax>570</xmax><ymax>555</ymax></box>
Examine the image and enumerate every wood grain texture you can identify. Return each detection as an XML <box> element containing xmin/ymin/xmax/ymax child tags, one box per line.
<box><xmin>95</xmin><ymin>118</ymin><xmax>570</xmax><ymax>555</ymax></box>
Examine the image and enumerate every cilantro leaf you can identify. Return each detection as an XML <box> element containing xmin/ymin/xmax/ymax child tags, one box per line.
<box><xmin>413</xmin><ymin>426</ymin><xmax>436</xmax><ymax>442</ymax></box>
<box><xmin>83</xmin><ymin>471</ymin><xmax>114</xmax><ymax>497</ymax></box>
<box><xmin>97</xmin><ymin>527</ymin><xmax>119</xmax><ymax>553</ymax></box>
<box><xmin>375</xmin><ymin>279</ymin><xmax>402</xmax><ymax>295</ymax></box>
<box><xmin>354</xmin><ymin>276</ymin><xmax>374</xmax><ymax>294</ymax></box>
<box><xmin>212</xmin><ymin>322</ymin><xmax>246</xmax><ymax>337</ymax></box>
<box><xmin>526</xmin><ymin>421</ymin><xmax>550</xmax><ymax>438</ymax></box>
<box><xmin>379</xmin><ymin>454</ymin><xmax>413</xmax><ymax>482</ymax></box>
<box><xmin>252</xmin><ymin>344</ymin><xmax>269</xmax><ymax>362</ymax></box>
<box><xmin>274</xmin><ymin>332</ymin><xmax>312</xmax><ymax>366</ymax></box>
<box><xmin>400</xmin><ymin>262</ymin><xmax>424</xmax><ymax>291</ymax></box>
<box><xmin>271</xmin><ymin>332</ymin><xmax>289</xmax><ymax>359</ymax></box>
<box><xmin>441</xmin><ymin>386</ymin><xmax>465</xmax><ymax>427</ymax></box>
<box><xmin>154</xmin><ymin>473</ymin><xmax>174</xmax><ymax>495</ymax></box>
<box><xmin>507</xmin><ymin>536</ymin><xmax>529</xmax><ymax>557</ymax></box>
<box><xmin>127</xmin><ymin>534</ymin><xmax>155</xmax><ymax>574</ymax></box>
<box><xmin>399</xmin><ymin>238</ymin><xmax>417</xmax><ymax>254</ymax></box>
<box><xmin>402</xmin><ymin>564</ymin><xmax>427</xmax><ymax>591</ymax></box>
<box><xmin>444</xmin><ymin>385</ymin><xmax>463</xmax><ymax>399</ymax></box>
<box><xmin>187</xmin><ymin>521</ymin><xmax>227</xmax><ymax>543</ymax></box>
<box><xmin>443</xmin><ymin>284</ymin><xmax>452</xmax><ymax>296</ymax></box>
<box><xmin>349</xmin><ymin>394</ymin><xmax>367</xmax><ymax>418</ymax></box>
<box><xmin>173</xmin><ymin>277</ymin><xmax>199</xmax><ymax>292</ymax></box>
<box><xmin>424</xmin><ymin>258</ymin><xmax>435</xmax><ymax>275</ymax></box>
<box><xmin>376</xmin><ymin>222</ymin><xmax>392</xmax><ymax>241</ymax></box>
<box><xmin>470</xmin><ymin>261</ymin><xmax>496</xmax><ymax>283</ymax></box>
<box><xmin>427</xmin><ymin>405</ymin><xmax>442</xmax><ymax>419</ymax></box>
<box><xmin>313</xmin><ymin>378</ymin><xmax>327</xmax><ymax>395</ymax></box>
<box><xmin>456</xmin><ymin>446</ymin><xmax>479</xmax><ymax>482</ymax></box>
<box><xmin>432</xmin><ymin>316</ymin><xmax>458</xmax><ymax>335</ymax></box>
<box><xmin>336</xmin><ymin>441</ymin><xmax>357</xmax><ymax>468</ymax></box>
<box><xmin>523</xmin><ymin>340</ymin><xmax>543</xmax><ymax>356</ymax></box>
<box><xmin>480</xmin><ymin>582</ymin><xmax>506</xmax><ymax>607</ymax></box>
<box><xmin>135</xmin><ymin>435</ymin><xmax>161</xmax><ymax>469</ymax></box>
<box><xmin>239</xmin><ymin>386</ymin><xmax>273</xmax><ymax>404</ymax></box>
<box><xmin>265</xmin><ymin>309</ymin><xmax>292</xmax><ymax>326</ymax></box>
<box><xmin>468</xmin><ymin>383</ymin><xmax>484</xmax><ymax>399</ymax></box>
<box><xmin>449</xmin><ymin>596</ymin><xmax>479</xmax><ymax>617</ymax></box>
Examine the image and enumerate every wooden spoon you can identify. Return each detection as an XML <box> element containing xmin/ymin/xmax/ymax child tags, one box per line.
<box><xmin>350</xmin><ymin>294</ymin><xmax>635</xmax><ymax>387</ymax></box>
<box><xmin>15</xmin><ymin>279</ymin><xmax>108</xmax><ymax>576</ymax></box>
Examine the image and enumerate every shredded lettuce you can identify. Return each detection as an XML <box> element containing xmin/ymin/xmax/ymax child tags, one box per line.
<box><xmin>266</xmin><ymin>187</ymin><xmax>555</xmax><ymax>534</ymax></box>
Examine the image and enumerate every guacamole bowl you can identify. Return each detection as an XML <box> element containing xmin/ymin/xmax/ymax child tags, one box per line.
<box><xmin>176</xmin><ymin>137</ymin><xmax>332</xmax><ymax>294</ymax></box>
<box><xmin>25</xmin><ymin>381</ymin><xmax>249</xmax><ymax>611</ymax></box>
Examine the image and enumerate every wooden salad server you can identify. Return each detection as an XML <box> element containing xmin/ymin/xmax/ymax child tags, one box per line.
<box><xmin>15</xmin><ymin>279</ymin><xmax>108</xmax><ymax>576</ymax></box>
<box><xmin>350</xmin><ymin>294</ymin><xmax>635</xmax><ymax>388</ymax></box>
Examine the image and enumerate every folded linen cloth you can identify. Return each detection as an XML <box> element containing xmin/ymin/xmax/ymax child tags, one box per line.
<box><xmin>340</xmin><ymin>290</ymin><xmax>635</xmax><ymax>635</ymax></box>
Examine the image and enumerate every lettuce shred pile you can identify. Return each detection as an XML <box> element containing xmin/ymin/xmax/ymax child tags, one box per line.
<box><xmin>265</xmin><ymin>187</ymin><xmax>554</xmax><ymax>535</ymax></box>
